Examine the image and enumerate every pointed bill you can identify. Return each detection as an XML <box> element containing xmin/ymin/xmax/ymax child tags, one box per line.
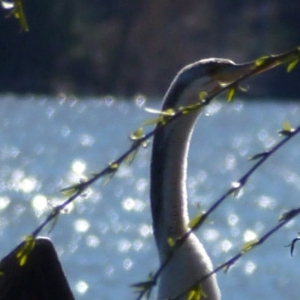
<box><xmin>211</xmin><ymin>46</ymin><xmax>300</xmax><ymax>85</ymax></box>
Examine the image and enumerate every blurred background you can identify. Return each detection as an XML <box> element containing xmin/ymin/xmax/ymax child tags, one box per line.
<box><xmin>1</xmin><ymin>2</ymin><xmax>300</xmax><ymax>300</ymax></box>
<box><xmin>0</xmin><ymin>0</ymin><xmax>300</xmax><ymax>98</ymax></box>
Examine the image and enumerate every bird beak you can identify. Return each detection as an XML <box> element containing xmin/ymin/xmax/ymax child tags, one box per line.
<box><xmin>209</xmin><ymin>60</ymin><xmax>273</xmax><ymax>84</ymax></box>
<box><xmin>204</xmin><ymin>54</ymin><xmax>295</xmax><ymax>97</ymax></box>
<box><xmin>198</xmin><ymin>60</ymin><xmax>276</xmax><ymax>98</ymax></box>
<box><xmin>187</xmin><ymin>47</ymin><xmax>300</xmax><ymax>101</ymax></box>
<box><xmin>199</xmin><ymin>62</ymin><xmax>254</xmax><ymax>96</ymax></box>
<box><xmin>212</xmin><ymin>46</ymin><xmax>300</xmax><ymax>84</ymax></box>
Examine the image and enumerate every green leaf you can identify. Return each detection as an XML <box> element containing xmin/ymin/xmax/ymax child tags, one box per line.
<box><xmin>163</xmin><ymin>108</ymin><xmax>176</xmax><ymax>116</ymax></box>
<box><xmin>187</xmin><ymin>285</ymin><xmax>206</xmax><ymax>300</ymax></box>
<box><xmin>60</xmin><ymin>179</ymin><xmax>87</xmax><ymax>197</ymax></box>
<box><xmin>5</xmin><ymin>0</ymin><xmax>29</xmax><ymax>32</ymax></box>
<box><xmin>287</xmin><ymin>58</ymin><xmax>299</xmax><ymax>72</ymax></box>
<box><xmin>188</xmin><ymin>212</ymin><xmax>205</xmax><ymax>230</ymax></box>
<box><xmin>278</xmin><ymin>121</ymin><xmax>295</xmax><ymax>136</ymax></box>
<box><xmin>255</xmin><ymin>56</ymin><xmax>268</xmax><ymax>67</ymax></box>
<box><xmin>198</xmin><ymin>91</ymin><xmax>208</xmax><ymax>102</ymax></box>
<box><xmin>61</xmin><ymin>185</ymin><xmax>80</xmax><ymax>197</ymax></box>
<box><xmin>47</xmin><ymin>207</ymin><xmax>61</xmax><ymax>233</ymax></box>
<box><xmin>167</xmin><ymin>237</ymin><xmax>176</xmax><ymax>248</ymax></box>
<box><xmin>226</xmin><ymin>86</ymin><xmax>237</xmax><ymax>102</ymax></box>
<box><xmin>109</xmin><ymin>161</ymin><xmax>119</xmax><ymax>170</ymax></box>
<box><xmin>241</xmin><ymin>239</ymin><xmax>259</xmax><ymax>254</ymax></box>
<box><xmin>145</xmin><ymin>107</ymin><xmax>175</xmax><ymax>116</ymax></box>
<box><xmin>179</xmin><ymin>103</ymin><xmax>202</xmax><ymax>115</ymax></box>
<box><xmin>125</xmin><ymin>149</ymin><xmax>138</xmax><ymax>164</ymax></box>
<box><xmin>144</xmin><ymin>107</ymin><xmax>176</xmax><ymax>125</ymax></box>
<box><xmin>101</xmin><ymin>162</ymin><xmax>119</xmax><ymax>184</ymax></box>
<box><xmin>129</xmin><ymin>128</ymin><xmax>145</xmax><ymax>141</ymax></box>
<box><xmin>143</xmin><ymin>117</ymin><xmax>161</xmax><ymax>126</ymax></box>
<box><xmin>16</xmin><ymin>235</ymin><xmax>35</xmax><ymax>266</ymax></box>
<box><xmin>248</xmin><ymin>152</ymin><xmax>268</xmax><ymax>161</ymax></box>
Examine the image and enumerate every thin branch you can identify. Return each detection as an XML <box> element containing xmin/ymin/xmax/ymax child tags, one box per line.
<box><xmin>6</xmin><ymin>45</ymin><xmax>300</xmax><ymax>297</ymax></box>
<box><xmin>32</xmin><ymin>46</ymin><xmax>300</xmax><ymax>238</ymax></box>
<box><xmin>134</xmin><ymin>119</ymin><xmax>300</xmax><ymax>299</ymax></box>
<box><xmin>173</xmin><ymin>205</ymin><xmax>300</xmax><ymax>299</ymax></box>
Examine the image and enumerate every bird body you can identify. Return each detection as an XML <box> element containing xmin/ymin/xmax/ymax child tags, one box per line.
<box><xmin>150</xmin><ymin>58</ymin><xmax>247</xmax><ymax>299</ymax></box>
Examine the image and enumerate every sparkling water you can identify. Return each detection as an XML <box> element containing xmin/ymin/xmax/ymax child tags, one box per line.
<box><xmin>0</xmin><ymin>94</ymin><xmax>299</xmax><ymax>299</ymax></box>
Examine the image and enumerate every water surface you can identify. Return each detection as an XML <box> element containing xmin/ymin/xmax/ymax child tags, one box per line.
<box><xmin>0</xmin><ymin>95</ymin><xmax>300</xmax><ymax>299</ymax></box>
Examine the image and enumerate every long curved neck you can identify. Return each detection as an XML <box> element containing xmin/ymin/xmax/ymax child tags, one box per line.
<box><xmin>149</xmin><ymin>58</ymin><xmax>240</xmax><ymax>300</ymax></box>
<box><xmin>150</xmin><ymin>85</ymin><xmax>201</xmax><ymax>257</ymax></box>
<box><xmin>150</xmin><ymin>58</ymin><xmax>239</xmax><ymax>259</ymax></box>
